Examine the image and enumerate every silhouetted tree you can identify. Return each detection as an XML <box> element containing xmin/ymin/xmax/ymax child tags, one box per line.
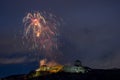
<box><xmin>74</xmin><ymin>60</ymin><xmax>82</xmax><ymax>67</ymax></box>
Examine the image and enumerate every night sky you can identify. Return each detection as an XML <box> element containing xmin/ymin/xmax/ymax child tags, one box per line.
<box><xmin>0</xmin><ymin>0</ymin><xmax>120</xmax><ymax>77</ymax></box>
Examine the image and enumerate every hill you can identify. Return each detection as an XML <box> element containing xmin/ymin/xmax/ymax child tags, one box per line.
<box><xmin>1</xmin><ymin>69</ymin><xmax>120</xmax><ymax>80</ymax></box>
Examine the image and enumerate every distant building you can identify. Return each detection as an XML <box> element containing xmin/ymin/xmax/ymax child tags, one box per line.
<box><xmin>63</xmin><ymin>65</ymin><xmax>86</xmax><ymax>73</ymax></box>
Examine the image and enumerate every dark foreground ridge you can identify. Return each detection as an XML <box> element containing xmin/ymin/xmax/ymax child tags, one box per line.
<box><xmin>1</xmin><ymin>69</ymin><xmax>120</xmax><ymax>80</ymax></box>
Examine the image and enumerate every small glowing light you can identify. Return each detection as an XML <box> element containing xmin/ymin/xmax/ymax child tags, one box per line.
<box><xmin>36</xmin><ymin>32</ymin><xmax>40</xmax><ymax>37</ymax></box>
<box><xmin>32</xmin><ymin>19</ymin><xmax>39</xmax><ymax>26</ymax></box>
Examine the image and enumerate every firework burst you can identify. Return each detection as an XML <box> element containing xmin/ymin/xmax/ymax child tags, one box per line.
<box><xmin>23</xmin><ymin>12</ymin><xmax>59</xmax><ymax>57</ymax></box>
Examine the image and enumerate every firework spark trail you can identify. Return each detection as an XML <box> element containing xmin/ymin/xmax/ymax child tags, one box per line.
<box><xmin>23</xmin><ymin>12</ymin><xmax>59</xmax><ymax>58</ymax></box>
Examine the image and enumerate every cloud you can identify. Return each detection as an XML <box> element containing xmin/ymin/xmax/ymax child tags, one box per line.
<box><xmin>0</xmin><ymin>56</ymin><xmax>36</xmax><ymax>64</ymax></box>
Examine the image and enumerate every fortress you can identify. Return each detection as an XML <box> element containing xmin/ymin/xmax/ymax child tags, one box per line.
<box><xmin>32</xmin><ymin>60</ymin><xmax>86</xmax><ymax>77</ymax></box>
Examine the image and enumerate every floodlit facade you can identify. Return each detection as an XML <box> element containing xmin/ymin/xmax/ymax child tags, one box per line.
<box><xmin>36</xmin><ymin>65</ymin><xmax>63</xmax><ymax>73</ymax></box>
<box><xmin>35</xmin><ymin>65</ymin><xmax>86</xmax><ymax>75</ymax></box>
<box><xmin>63</xmin><ymin>66</ymin><xmax>86</xmax><ymax>73</ymax></box>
